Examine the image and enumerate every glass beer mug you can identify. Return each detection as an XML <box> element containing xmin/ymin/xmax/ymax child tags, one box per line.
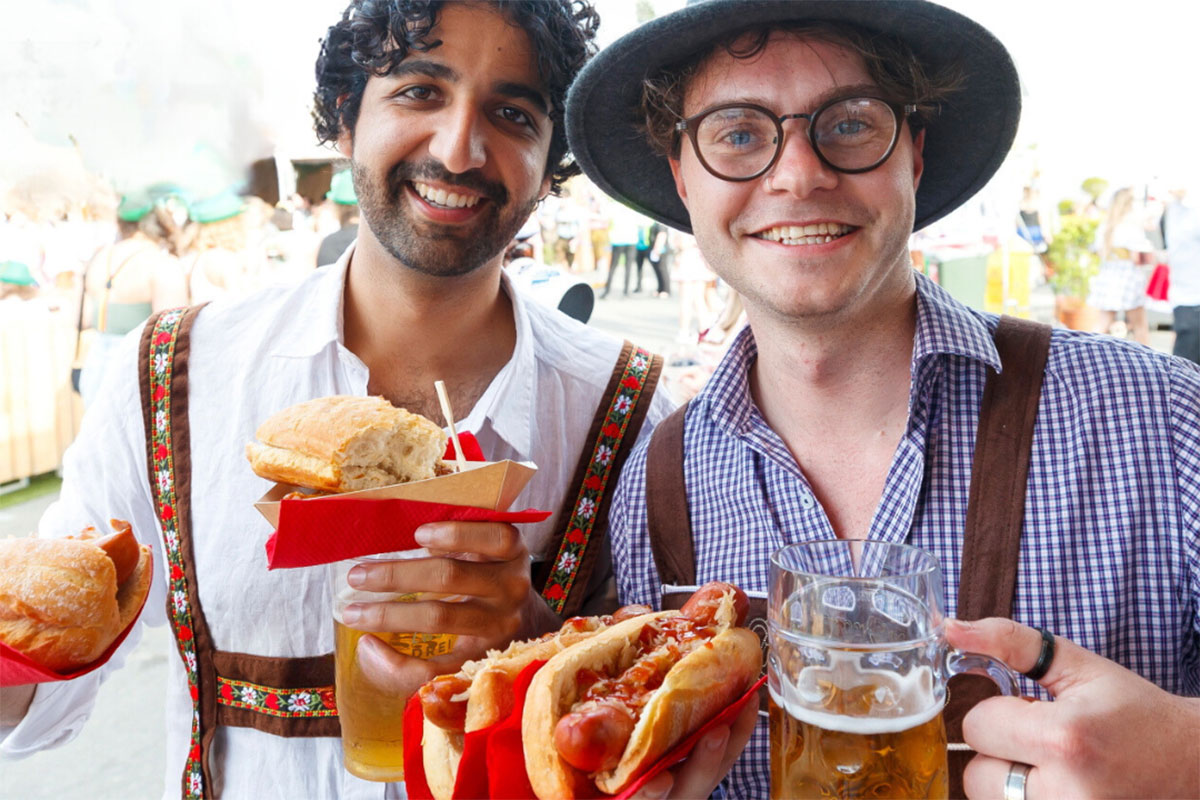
<box><xmin>768</xmin><ymin>540</ymin><xmax>1019</xmax><ymax>799</ymax></box>
<box><xmin>330</xmin><ymin>551</ymin><xmax>460</xmax><ymax>782</ymax></box>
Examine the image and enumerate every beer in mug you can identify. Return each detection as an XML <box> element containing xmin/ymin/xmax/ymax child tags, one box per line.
<box><xmin>768</xmin><ymin>541</ymin><xmax>1020</xmax><ymax>800</ymax></box>
<box><xmin>330</xmin><ymin>556</ymin><xmax>458</xmax><ymax>782</ymax></box>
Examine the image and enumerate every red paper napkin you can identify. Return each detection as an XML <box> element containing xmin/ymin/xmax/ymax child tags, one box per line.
<box><xmin>265</xmin><ymin>500</ymin><xmax>550</xmax><ymax>569</ymax></box>
<box><xmin>401</xmin><ymin>659</ymin><xmax>767</xmax><ymax>799</ymax></box>
<box><xmin>0</xmin><ymin>557</ymin><xmax>154</xmax><ymax>687</ymax></box>
<box><xmin>443</xmin><ymin>433</ymin><xmax>486</xmax><ymax>463</ymax></box>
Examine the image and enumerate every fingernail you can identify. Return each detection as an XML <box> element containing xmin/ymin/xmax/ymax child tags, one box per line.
<box><xmin>346</xmin><ymin>565</ymin><xmax>366</xmax><ymax>586</ymax></box>
<box><xmin>414</xmin><ymin>525</ymin><xmax>434</xmax><ymax>546</ymax></box>
<box><xmin>706</xmin><ymin>727</ymin><xmax>730</xmax><ymax>752</ymax></box>
<box><xmin>341</xmin><ymin>604</ymin><xmax>361</xmax><ymax>625</ymax></box>
<box><xmin>643</xmin><ymin>774</ymin><xmax>672</xmax><ymax>799</ymax></box>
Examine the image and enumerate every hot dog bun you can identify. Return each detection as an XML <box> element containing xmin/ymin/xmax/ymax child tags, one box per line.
<box><xmin>245</xmin><ymin>395</ymin><xmax>447</xmax><ymax>492</ymax></box>
<box><xmin>522</xmin><ymin>587</ymin><xmax>761</xmax><ymax>798</ymax></box>
<box><xmin>0</xmin><ymin>520</ymin><xmax>152</xmax><ymax>672</ymax></box>
<box><xmin>419</xmin><ymin>610</ymin><xmax>650</xmax><ymax>800</ymax></box>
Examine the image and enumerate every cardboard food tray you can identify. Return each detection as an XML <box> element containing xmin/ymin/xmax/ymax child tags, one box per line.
<box><xmin>254</xmin><ymin>459</ymin><xmax>537</xmax><ymax>528</ymax></box>
<box><xmin>254</xmin><ymin>460</ymin><xmax>551</xmax><ymax>569</ymax></box>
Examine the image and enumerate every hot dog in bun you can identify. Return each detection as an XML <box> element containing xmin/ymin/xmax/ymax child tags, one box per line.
<box><xmin>0</xmin><ymin>520</ymin><xmax>152</xmax><ymax>672</ymax></box>
<box><xmin>523</xmin><ymin>582</ymin><xmax>761</xmax><ymax>798</ymax></box>
<box><xmin>418</xmin><ymin>603</ymin><xmax>653</xmax><ymax>800</ymax></box>
<box><xmin>245</xmin><ymin>395</ymin><xmax>448</xmax><ymax>492</ymax></box>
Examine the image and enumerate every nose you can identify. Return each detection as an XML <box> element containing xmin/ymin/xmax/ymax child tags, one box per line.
<box><xmin>427</xmin><ymin>102</ymin><xmax>487</xmax><ymax>174</ymax></box>
<box><xmin>763</xmin><ymin>121</ymin><xmax>838</xmax><ymax>196</ymax></box>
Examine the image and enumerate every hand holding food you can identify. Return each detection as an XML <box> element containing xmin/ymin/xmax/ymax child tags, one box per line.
<box><xmin>0</xmin><ymin>520</ymin><xmax>152</xmax><ymax>672</ymax></box>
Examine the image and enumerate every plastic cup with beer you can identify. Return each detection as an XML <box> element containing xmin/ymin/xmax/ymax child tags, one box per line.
<box><xmin>768</xmin><ymin>540</ymin><xmax>1018</xmax><ymax>800</ymax></box>
<box><xmin>330</xmin><ymin>550</ymin><xmax>460</xmax><ymax>782</ymax></box>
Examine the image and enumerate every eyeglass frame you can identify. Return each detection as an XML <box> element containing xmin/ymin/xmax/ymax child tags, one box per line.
<box><xmin>673</xmin><ymin>95</ymin><xmax>919</xmax><ymax>182</ymax></box>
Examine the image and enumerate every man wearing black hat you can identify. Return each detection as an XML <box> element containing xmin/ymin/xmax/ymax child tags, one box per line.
<box><xmin>568</xmin><ymin>1</ymin><xmax>1200</xmax><ymax>798</ymax></box>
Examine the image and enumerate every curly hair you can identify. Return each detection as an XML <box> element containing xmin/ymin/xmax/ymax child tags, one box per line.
<box><xmin>641</xmin><ymin>21</ymin><xmax>963</xmax><ymax>159</ymax></box>
<box><xmin>313</xmin><ymin>0</ymin><xmax>600</xmax><ymax>195</ymax></box>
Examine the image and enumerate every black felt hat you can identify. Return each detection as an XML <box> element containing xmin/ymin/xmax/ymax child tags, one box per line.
<box><xmin>566</xmin><ymin>0</ymin><xmax>1020</xmax><ymax>233</ymax></box>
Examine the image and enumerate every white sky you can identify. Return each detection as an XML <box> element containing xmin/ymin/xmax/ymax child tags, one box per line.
<box><xmin>1</xmin><ymin>0</ymin><xmax>1194</xmax><ymax>211</ymax></box>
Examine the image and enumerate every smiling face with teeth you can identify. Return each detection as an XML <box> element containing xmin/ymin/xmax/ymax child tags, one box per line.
<box><xmin>338</xmin><ymin>3</ymin><xmax>553</xmax><ymax>278</ymax></box>
<box><xmin>669</xmin><ymin>32</ymin><xmax>924</xmax><ymax>325</ymax></box>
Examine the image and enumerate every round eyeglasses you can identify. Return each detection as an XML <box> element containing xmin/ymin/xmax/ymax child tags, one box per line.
<box><xmin>674</xmin><ymin>96</ymin><xmax>917</xmax><ymax>182</ymax></box>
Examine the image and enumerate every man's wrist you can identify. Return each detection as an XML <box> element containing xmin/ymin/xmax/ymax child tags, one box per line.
<box><xmin>519</xmin><ymin>587</ymin><xmax>563</xmax><ymax>640</ymax></box>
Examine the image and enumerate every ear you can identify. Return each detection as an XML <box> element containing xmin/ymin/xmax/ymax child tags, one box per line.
<box><xmin>910</xmin><ymin>128</ymin><xmax>926</xmax><ymax>191</ymax></box>
<box><xmin>539</xmin><ymin>175</ymin><xmax>553</xmax><ymax>203</ymax></box>
<box><xmin>669</xmin><ymin>156</ymin><xmax>690</xmax><ymax>209</ymax></box>
<box><xmin>335</xmin><ymin>94</ymin><xmax>353</xmax><ymax>158</ymax></box>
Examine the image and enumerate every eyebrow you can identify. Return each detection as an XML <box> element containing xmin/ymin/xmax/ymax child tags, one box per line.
<box><xmin>695</xmin><ymin>82</ymin><xmax>883</xmax><ymax>115</ymax></box>
<box><xmin>387</xmin><ymin>58</ymin><xmax>548</xmax><ymax>114</ymax></box>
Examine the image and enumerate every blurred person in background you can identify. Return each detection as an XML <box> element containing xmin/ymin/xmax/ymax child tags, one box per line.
<box><xmin>78</xmin><ymin>193</ymin><xmax>188</xmax><ymax>405</ymax></box>
<box><xmin>600</xmin><ymin>200</ymin><xmax>640</xmax><ymax>298</ymax></box>
<box><xmin>551</xmin><ymin>185</ymin><xmax>581</xmax><ymax>270</ymax></box>
<box><xmin>586</xmin><ymin>186</ymin><xmax>611</xmax><ymax>274</ymax></box>
<box><xmin>317</xmin><ymin>169</ymin><xmax>359</xmax><ymax>267</ymax></box>
<box><xmin>1164</xmin><ymin>179</ymin><xmax>1200</xmax><ymax>364</ymax></box>
<box><xmin>182</xmin><ymin>190</ymin><xmax>258</xmax><ymax>303</ymax></box>
<box><xmin>1087</xmin><ymin>187</ymin><xmax>1154</xmax><ymax>344</ymax></box>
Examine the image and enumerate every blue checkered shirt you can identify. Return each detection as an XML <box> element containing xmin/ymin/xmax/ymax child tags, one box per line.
<box><xmin>608</xmin><ymin>273</ymin><xmax>1200</xmax><ymax>799</ymax></box>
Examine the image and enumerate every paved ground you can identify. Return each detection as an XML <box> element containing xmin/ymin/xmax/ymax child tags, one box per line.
<box><xmin>0</xmin><ymin>280</ymin><xmax>1179</xmax><ymax>798</ymax></box>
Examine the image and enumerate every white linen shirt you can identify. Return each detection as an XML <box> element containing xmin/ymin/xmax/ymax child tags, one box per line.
<box><xmin>1</xmin><ymin>244</ymin><xmax>673</xmax><ymax>799</ymax></box>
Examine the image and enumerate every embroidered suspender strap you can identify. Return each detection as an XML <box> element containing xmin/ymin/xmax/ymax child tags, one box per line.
<box><xmin>139</xmin><ymin>307</ymin><xmax>341</xmax><ymax>800</ymax></box>
<box><xmin>538</xmin><ymin>341</ymin><xmax>663</xmax><ymax>617</ymax></box>
<box><xmin>139</xmin><ymin>305</ymin><xmax>214</xmax><ymax>800</ymax></box>
<box><xmin>945</xmin><ymin>315</ymin><xmax>1052</xmax><ymax>798</ymax></box>
<box><xmin>645</xmin><ymin>401</ymin><xmax>695</xmax><ymax>589</ymax></box>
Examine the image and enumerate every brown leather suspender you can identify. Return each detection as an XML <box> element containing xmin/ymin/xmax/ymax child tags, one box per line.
<box><xmin>535</xmin><ymin>340</ymin><xmax>664</xmax><ymax>618</ymax></box>
<box><xmin>140</xmin><ymin>307</ymin><xmax>339</xmax><ymax>800</ymax></box>
<box><xmin>642</xmin><ymin>316</ymin><xmax>1054</xmax><ymax>797</ymax></box>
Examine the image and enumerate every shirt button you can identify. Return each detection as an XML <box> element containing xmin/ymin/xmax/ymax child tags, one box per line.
<box><xmin>800</xmin><ymin>493</ymin><xmax>815</xmax><ymax>510</ymax></box>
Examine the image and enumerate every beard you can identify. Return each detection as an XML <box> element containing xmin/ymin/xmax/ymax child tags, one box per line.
<box><xmin>351</xmin><ymin>157</ymin><xmax>538</xmax><ymax>278</ymax></box>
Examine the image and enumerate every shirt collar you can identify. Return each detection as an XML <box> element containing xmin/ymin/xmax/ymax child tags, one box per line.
<box><xmin>265</xmin><ymin>244</ymin><xmax>535</xmax><ymax>458</ymax></box>
<box><xmin>267</xmin><ymin>241</ymin><xmax>353</xmax><ymax>358</ymax></box>
<box><xmin>697</xmin><ymin>271</ymin><xmax>1001</xmax><ymax>436</ymax></box>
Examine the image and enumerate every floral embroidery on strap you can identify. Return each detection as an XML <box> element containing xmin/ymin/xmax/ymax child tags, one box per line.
<box><xmin>217</xmin><ymin>677</ymin><xmax>338</xmax><ymax>718</ymax></box>
<box><xmin>146</xmin><ymin>308</ymin><xmax>208</xmax><ymax>800</ymax></box>
<box><xmin>541</xmin><ymin>347</ymin><xmax>653</xmax><ymax>614</ymax></box>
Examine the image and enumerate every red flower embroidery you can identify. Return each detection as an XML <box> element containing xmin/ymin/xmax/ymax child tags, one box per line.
<box><xmin>155</xmin><ymin>444</ymin><xmax>169</xmax><ymax>461</ymax></box>
<box><xmin>170</xmin><ymin>563</ymin><xmax>184</xmax><ymax>581</ymax></box>
<box><xmin>179</xmin><ymin>626</ymin><xmax>193</xmax><ymax>641</ymax></box>
<box><xmin>602</xmin><ymin>423</ymin><xmax>620</xmax><ymax>438</ymax></box>
<box><xmin>622</xmin><ymin>375</ymin><xmax>641</xmax><ymax>389</ymax></box>
<box><xmin>189</xmin><ymin>683</ymin><xmax>199</xmax><ymax>701</ymax></box>
<box><xmin>154</xmin><ymin>331</ymin><xmax>172</xmax><ymax>345</ymax></box>
<box><xmin>265</xmin><ymin>694</ymin><xmax>280</xmax><ymax>710</ymax></box>
<box><xmin>162</xmin><ymin>504</ymin><xmax>175</xmax><ymax>521</ymax></box>
<box><xmin>319</xmin><ymin>688</ymin><xmax>337</xmax><ymax>711</ymax></box>
<box><xmin>544</xmin><ymin>584</ymin><xmax>565</xmax><ymax>601</ymax></box>
<box><xmin>220</xmin><ymin>683</ymin><xmax>233</xmax><ymax>701</ymax></box>
<box><xmin>190</xmin><ymin>743</ymin><xmax>201</xmax><ymax>761</ymax></box>
<box><xmin>566</xmin><ymin>528</ymin><xmax>586</xmax><ymax>544</ymax></box>
<box><xmin>153</xmin><ymin>384</ymin><xmax>166</xmax><ymax>402</ymax></box>
<box><xmin>584</xmin><ymin>475</ymin><xmax>603</xmax><ymax>491</ymax></box>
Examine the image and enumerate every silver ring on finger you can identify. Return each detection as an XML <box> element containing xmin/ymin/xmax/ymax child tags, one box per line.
<box><xmin>1003</xmin><ymin>762</ymin><xmax>1033</xmax><ymax>800</ymax></box>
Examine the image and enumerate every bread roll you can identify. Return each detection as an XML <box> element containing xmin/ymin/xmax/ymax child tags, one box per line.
<box><xmin>245</xmin><ymin>395</ymin><xmax>448</xmax><ymax>492</ymax></box>
<box><xmin>0</xmin><ymin>525</ymin><xmax>152</xmax><ymax>672</ymax></box>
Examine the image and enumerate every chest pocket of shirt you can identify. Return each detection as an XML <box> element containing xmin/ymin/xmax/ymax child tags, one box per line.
<box><xmin>661</xmin><ymin>583</ymin><xmax>769</xmax><ymax>710</ymax></box>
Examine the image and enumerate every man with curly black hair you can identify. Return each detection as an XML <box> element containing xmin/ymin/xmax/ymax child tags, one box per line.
<box><xmin>0</xmin><ymin>3</ymin><xmax>677</xmax><ymax>797</ymax></box>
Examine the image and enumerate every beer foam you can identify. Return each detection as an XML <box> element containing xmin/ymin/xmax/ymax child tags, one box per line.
<box><xmin>770</xmin><ymin>684</ymin><xmax>944</xmax><ymax>734</ymax></box>
<box><xmin>771</xmin><ymin>658</ymin><xmax>943</xmax><ymax>735</ymax></box>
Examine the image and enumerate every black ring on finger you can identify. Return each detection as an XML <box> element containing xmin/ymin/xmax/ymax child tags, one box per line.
<box><xmin>1023</xmin><ymin>626</ymin><xmax>1055</xmax><ymax>681</ymax></box>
